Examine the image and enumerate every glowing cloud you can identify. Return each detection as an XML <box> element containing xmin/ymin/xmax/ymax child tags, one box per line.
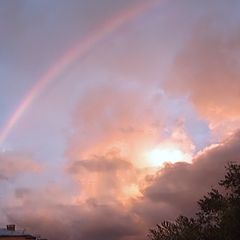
<box><xmin>146</xmin><ymin>147</ymin><xmax>191</xmax><ymax>167</ymax></box>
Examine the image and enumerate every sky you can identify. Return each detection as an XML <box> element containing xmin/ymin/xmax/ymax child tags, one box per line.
<box><xmin>1</xmin><ymin>0</ymin><xmax>240</xmax><ymax>239</ymax></box>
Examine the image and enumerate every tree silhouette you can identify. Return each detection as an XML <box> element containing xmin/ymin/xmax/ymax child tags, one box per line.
<box><xmin>148</xmin><ymin>163</ymin><xmax>240</xmax><ymax>240</ymax></box>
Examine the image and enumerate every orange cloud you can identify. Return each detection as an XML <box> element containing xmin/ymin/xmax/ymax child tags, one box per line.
<box><xmin>64</xmin><ymin>81</ymin><xmax>195</xmax><ymax>205</ymax></box>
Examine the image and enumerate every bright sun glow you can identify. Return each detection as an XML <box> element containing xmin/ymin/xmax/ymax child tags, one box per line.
<box><xmin>147</xmin><ymin>147</ymin><xmax>190</xmax><ymax>167</ymax></box>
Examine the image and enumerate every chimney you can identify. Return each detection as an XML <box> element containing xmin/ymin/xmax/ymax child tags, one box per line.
<box><xmin>7</xmin><ymin>225</ymin><xmax>15</xmax><ymax>231</ymax></box>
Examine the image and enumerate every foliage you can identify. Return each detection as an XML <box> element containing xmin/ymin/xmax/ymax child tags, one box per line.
<box><xmin>148</xmin><ymin>163</ymin><xmax>240</xmax><ymax>240</ymax></box>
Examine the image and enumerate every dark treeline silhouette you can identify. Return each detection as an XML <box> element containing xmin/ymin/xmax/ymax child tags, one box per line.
<box><xmin>148</xmin><ymin>162</ymin><xmax>240</xmax><ymax>240</ymax></box>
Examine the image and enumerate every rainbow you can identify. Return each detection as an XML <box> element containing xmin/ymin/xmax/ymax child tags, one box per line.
<box><xmin>0</xmin><ymin>0</ymin><xmax>162</xmax><ymax>145</ymax></box>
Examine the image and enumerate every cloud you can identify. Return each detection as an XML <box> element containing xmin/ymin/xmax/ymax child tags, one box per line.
<box><xmin>15</xmin><ymin>187</ymin><xmax>32</xmax><ymax>199</ymax></box>
<box><xmin>134</xmin><ymin>130</ymin><xmax>240</xmax><ymax>226</ymax></box>
<box><xmin>2</xmin><ymin>2</ymin><xmax>240</xmax><ymax>239</ymax></box>
<box><xmin>4</xmin><ymin>130</ymin><xmax>240</xmax><ymax>240</ymax></box>
<box><xmin>164</xmin><ymin>5</ymin><xmax>240</xmax><ymax>124</ymax></box>
<box><xmin>0</xmin><ymin>151</ymin><xmax>42</xmax><ymax>224</ymax></box>
<box><xmin>6</xmin><ymin>200</ymin><xmax>141</xmax><ymax>240</ymax></box>
<box><xmin>68</xmin><ymin>151</ymin><xmax>131</xmax><ymax>173</ymax></box>
<box><xmin>67</xmin><ymin>149</ymin><xmax>140</xmax><ymax>204</ymax></box>
<box><xmin>0</xmin><ymin>151</ymin><xmax>41</xmax><ymax>181</ymax></box>
<box><xmin>65</xmin><ymin>80</ymin><xmax>200</xmax><ymax>170</ymax></box>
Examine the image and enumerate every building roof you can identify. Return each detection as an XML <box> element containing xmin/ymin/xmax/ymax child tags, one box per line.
<box><xmin>0</xmin><ymin>228</ymin><xmax>36</xmax><ymax>239</ymax></box>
